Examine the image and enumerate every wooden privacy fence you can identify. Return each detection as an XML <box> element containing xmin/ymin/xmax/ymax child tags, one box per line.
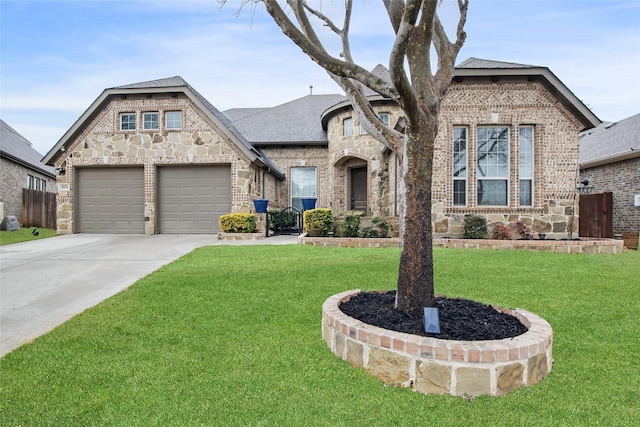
<box><xmin>579</xmin><ymin>192</ymin><xmax>613</xmax><ymax>238</ymax></box>
<box><xmin>21</xmin><ymin>189</ymin><xmax>56</xmax><ymax>229</ymax></box>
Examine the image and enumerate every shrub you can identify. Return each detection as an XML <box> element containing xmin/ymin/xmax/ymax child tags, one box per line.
<box><xmin>360</xmin><ymin>216</ymin><xmax>390</xmax><ymax>238</ymax></box>
<box><xmin>219</xmin><ymin>213</ymin><xmax>256</xmax><ymax>233</ymax></box>
<box><xmin>304</xmin><ymin>208</ymin><xmax>333</xmax><ymax>237</ymax></box>
<box><xmin>463</xmin><ymin>215</ymin><xmax>487</xmax><ymax>239</ymax></box>
<box><xmin>267</xmin><ymin>209</ymin><xmax>300</xmax><ymax>232</ymax></box>
<box><xmin>516</xmin><ymin>220</ymin><xmax>532</xmax><ymax>239</ymax></box>
<box><xmin>339</xmin><ymin>210</ymin><xmax>364</xmax><ymax>237</ymax></box>
<box><xmin>492</xmin><ymin>224</ymin><xmax>512</xmax><ymax>240</ymax></box>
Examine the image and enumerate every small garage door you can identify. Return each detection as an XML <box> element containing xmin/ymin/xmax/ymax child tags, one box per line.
<box><xmin>157</xmin><ymin>165</ymin><xmax>231</xmax><ymax>233</ymax></box>
<box><xmin>76</xmin><ymin>167</ymin><xmax>145</xmax><ymax>234</ymax></box>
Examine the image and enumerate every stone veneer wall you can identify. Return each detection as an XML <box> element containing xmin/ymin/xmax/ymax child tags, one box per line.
<box><xmin>53</xmin><ymin>94</ymin><xmax>260</xmax><ymax>234</ymax></box>
<box><xmin>323</xmin><ymin>290</ymin><xmax>553</xmax><ymax>397</ymax></box>
<box><xmin>581</xmin><ymin>157</ymin><xmax>640</xmax><ymax>235</ymax></box>
<box><xmin>325</xmin><ymin>107</ymin><xmax>401</xmax><ymax>216</ymax></box>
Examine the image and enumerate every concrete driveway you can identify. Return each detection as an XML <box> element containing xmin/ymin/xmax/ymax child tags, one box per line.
<box><xmin>0</xmin><ymin>233</ymin><xmax>297</xmax><ymax>357</ymax></box>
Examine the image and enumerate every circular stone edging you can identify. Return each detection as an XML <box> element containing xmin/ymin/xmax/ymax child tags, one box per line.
<box><xmin>322</xmin><ymin>290</ymin><xmax>553</xmax><ymax>398</ymax></box>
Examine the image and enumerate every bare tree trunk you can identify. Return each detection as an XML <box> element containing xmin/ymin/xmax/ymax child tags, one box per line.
<box><xmin>396</xmin><ymin>110</ymin><xmax>438</xmax><ymax>315</ymax></box>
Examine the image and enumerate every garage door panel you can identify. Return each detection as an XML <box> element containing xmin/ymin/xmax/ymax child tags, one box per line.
<box><xmin>77</xmin><ymin>168</ymin><xmax>144</xmax><ymax>234</ymax></box>
<box><xmin>158</xmin><ymin>165</ymin><xmax>231</xmax><ymax>234</ymax></box>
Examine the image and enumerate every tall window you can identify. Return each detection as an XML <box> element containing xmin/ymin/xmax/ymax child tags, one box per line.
<box><xmin>291</xmin><ymin>167</ymin><xmax>317</xmax><ymax>211</ymax></box>
<box><xmin>453</xmin><ymin>127</ymin><xmax>468</xmax><ymax>206</ymax></box>
<box><xmin>165</xmin><ymin>111</ymin><xmax>182</xmax><ymax>130</ymax></box>
<box><xmin>360</xmin><ymin>113</ymin><xmax>390</xmax><ymax>134</ymax></box>
<box><xmin>27</xmin><ymin>175</ymin><xmax>33</xmax><ymax>189</ymax></box>
<box><xmin>143</xmin><ymin>112</ymin><xmax>159</xmax><ymax>130</ymax></box>
<box><xmin>343</xmin><ymin>118</ymin><xmax>353</xmax><ymax>136</ymax></box>
<box><xmin>477</xmin><ymin>127</ymin><xmax>509</xmax><ymax>206</ymax></box>
<box><xmin>519</xmin><ymin>126</ymin><xmax>534</xmax><ymax>206</ymax></box>
<box><xmin>120</xmin><ymin>113</ymin><xmax>136</xmax><ymax>130</ymax></box>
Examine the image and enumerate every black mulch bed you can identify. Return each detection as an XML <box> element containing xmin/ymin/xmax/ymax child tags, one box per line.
<box><xmin>339</xmin><ymin>290</ymin><xmax>528</xmax><ymax>341</ymax></box>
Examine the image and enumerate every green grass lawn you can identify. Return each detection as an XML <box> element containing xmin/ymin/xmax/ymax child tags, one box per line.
<box><xmin>0</xmin><ymin>227</ymin><xmax>57</xmax><ymax>246</ymax></box>
<box><xmin>1</xmin><ymin>245</ymin><xmax>638</xmax><ymax>426</ymax></box>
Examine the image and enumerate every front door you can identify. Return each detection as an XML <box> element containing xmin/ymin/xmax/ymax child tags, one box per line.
<box><xmin>350</xmin><ymin>167</ymin><xmax>367</xmax><ymax>212</ymax></box>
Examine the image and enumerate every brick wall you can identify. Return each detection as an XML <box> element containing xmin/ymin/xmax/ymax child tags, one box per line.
<box><xmin>581</xmin><ymin>156</ymin><xmax>640</xmax><ymax>234</ymax></box>
<box><xmin>321</xmin><ymin>78</ymin><xmax>584</xmax><ymax>238</ymax></box>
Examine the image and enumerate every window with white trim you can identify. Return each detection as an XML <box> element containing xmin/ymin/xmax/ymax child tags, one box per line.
<box><xmin>120</xmin><ymin>113</ymin><xmax>136</xmax><ymax>130</ymax></box>
<box><xmin>344</xmin><ymin>118</ymin><xmax>353</xmax><ymax>137</ymax></box>
<box><xmin>143</xmin><ymin>112</ymin><xmax>159</xmax><ymax>130</ymax></box>
<box><xmin>477</xmin><ymin>127</ymin><xmax>509</xmax><ymax>206</ymax></box>
<box><xmin>165</xmin><ymin>111</ymin><xmax>182</xmax><ymax>130</ymax></box>
<box><xmin>519</xmin><ymin>126</ymin><xmax>534</xmax><ymax>206</ymax></box>
<box><xmin>291</xmin><ymin>167</ymin><xmax>317</xmax><ymax>211</ymax></box>
<box><xmin>452</xmin><ymin>127</ymin><xmax>468</xmax><ymax>206</ymax></box>
<box><xmin>27</xmin><ymin>175</ymin><xmax>33</xmax><ymax>189</ymax></box>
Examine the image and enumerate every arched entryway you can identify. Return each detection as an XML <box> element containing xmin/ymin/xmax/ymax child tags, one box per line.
<box><xmin>333</xmin><ymin>155</ymin><xmax>369</xmax><ymax>214</ymax></box>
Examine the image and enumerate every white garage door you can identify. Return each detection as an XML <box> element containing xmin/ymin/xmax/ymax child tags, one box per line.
<box><xmin>76</xmin><ymin>167</ymin><xmax>145</xmax><ymax>234</ymax></box>
<box><xmin>157</xmin><ymin>165</ymin><xmax>231</xmax><ymax>233</ymax></box>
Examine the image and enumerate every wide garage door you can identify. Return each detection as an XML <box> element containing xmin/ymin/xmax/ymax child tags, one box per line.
<box><xmin>76</xmin><ymin>167</ymin><xmax>145</xmax><ymax>233</ymax></box>
<box><xmin>157</xmin><ymin>165</ymin><xmax>231</xmax><ymax>233</ymax></box>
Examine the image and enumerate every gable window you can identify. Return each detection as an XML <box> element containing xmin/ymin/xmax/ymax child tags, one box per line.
<box><xmin>165</xmin><ymin>111</ymin><xmax>182</xmax><ymax>130</ymax></box>
<box><xmin>519</xmin><ymin>126</ymin><xmax>534</xmax><ymax>206</ymax></box>
<box><xmin>120</xmin><ymin>113</ymin><xmax>136</xmax><ymax>130</ymax></box>
<box><xmin>360</xmin><ymin>113</ymin><xmax>390</xmax><ymax>134</ymax></box>
<box><xmin>291</xmin><ymin>167</ymin><xmax>317</xmax><ymax>211</ymax></box>
<box><xmin>344</xmin><ymin>118</ymin><xmax>353</xmax><ymax>137</ymax></box>
<box><xmin>477</xmin><ymin>127</ymin><xmax>509</xmax><ymax>206</ymax></box>
<box><xmin>143</xmin><ymin>112</ymin><xmax>159</xmax><ymax>130</ymax></box>
<box><xmin>452</xmin><ymin>127</ymin><xmax>468</xmax><ymax>206</ymax></box>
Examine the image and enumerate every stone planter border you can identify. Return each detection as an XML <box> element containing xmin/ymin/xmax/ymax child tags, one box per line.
<box><xmin>322</xmin><ymin>290</ymin><xmax>553</xmax><ymax>398</ymax></box>
<box><xmin>301</xmin><ymin>236</ymin><xmax>625</xmax><ymax>253</ymax></box>
<box><xmin>218</xmin><ymin>232</ymin><xmax>264</xmax><ymax>241</ymax></box>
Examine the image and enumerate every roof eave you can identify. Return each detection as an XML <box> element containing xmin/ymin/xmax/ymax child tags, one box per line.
<box><xmin>581</xmin><ymin>150</ymin><xmax>640</xmax><ymax>168</ymax></box>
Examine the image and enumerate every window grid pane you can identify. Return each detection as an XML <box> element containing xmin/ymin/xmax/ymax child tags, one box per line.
<box><xmin>120</xmin><ymin>113</ymin><xmax>136</xmax><ymax>130</ymax></box>
<box><xmin>165</xmin><ymin>112</ymin><xmax>182</xmax><ymax>129</ymax></box>
<box><xmin>477</xmin><ymin>127</ymin><xmax>509</xmax><ymax>206</ymax></box>
<box><xmin>143</xmin><ymin>113</ymin><xmax>159</xmax><ymax>130</ymax></box>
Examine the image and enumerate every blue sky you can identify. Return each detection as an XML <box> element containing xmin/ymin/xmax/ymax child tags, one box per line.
<box><xmin>1</xmin><ymin>0</ymin><xmax>639</xmax><ymax>155</ymax></box>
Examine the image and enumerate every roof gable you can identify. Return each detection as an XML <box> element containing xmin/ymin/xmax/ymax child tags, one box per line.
<box><xmin>0</xmin><ymin>119</ymin><xmax>55</xmax><ymax>177</ymax></box>
<box><xmin>42</xmin><ymin>77</ymin><xmax>284</xmax><ymax>179</ymax></box>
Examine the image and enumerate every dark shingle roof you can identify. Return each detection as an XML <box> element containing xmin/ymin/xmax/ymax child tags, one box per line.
<box><xmin>225</xmin><ymin>94</ymin><xmax>345</xmax><ymax>145</ymax></box>
<box><xmin>0</xmin><ymin>119</ymin><xmax>55</xmax><ymax>177</ymax></box>
<box><xmin>580</xmin><ymin>113</ymin><xmax>640</xmax><ymax>166</ymax></box>
<box><xmin>457</xmin><ymin>57</ymin><xmax>539</xmax><ymax>69</ymax></box>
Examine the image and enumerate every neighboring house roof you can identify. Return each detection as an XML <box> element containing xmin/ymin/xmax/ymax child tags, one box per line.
<box><xmin>454</xmin><ymin>57</ymin><xmax>600</xmax><ymax>131</ymax></box>
<box><xmin>42</xmin><ymin>76</ymin><xmax>285</xmax><ymax>180</ymax></box>
<box><xmin>225</xmin><ymin>94</ymin><xmax>345</xmax><ymax>146</ymax></box>
<box><xmin>580</xmin><ymin>113</ymin><xmax>640</xmax><ymax>167</ymax></box>
<box><xmin>0</xmin><ymin>119</ymin><xmax>55</xmax><ymax>177</ymax></box>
